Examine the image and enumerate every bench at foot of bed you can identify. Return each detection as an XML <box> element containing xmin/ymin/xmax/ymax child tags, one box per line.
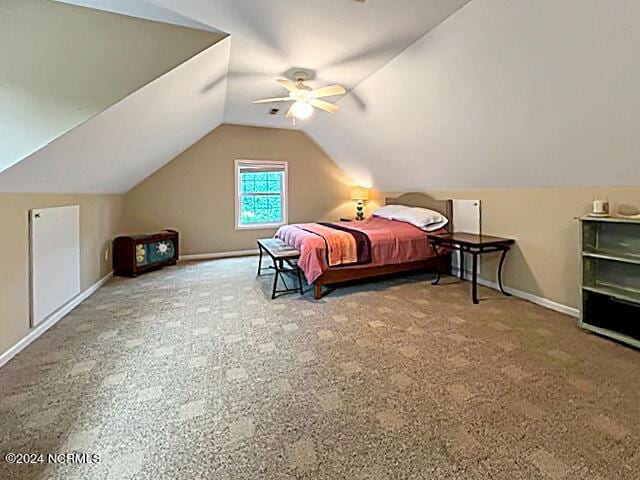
<box><xmin>257</xmin><ymin>238</ymin><xmax>303</xmax><ymax>299</ymax></box>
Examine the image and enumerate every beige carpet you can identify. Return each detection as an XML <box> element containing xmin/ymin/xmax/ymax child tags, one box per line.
<box><xmin>0</xmin><ymin>257</ymin><xmax>638</xmax><ymax>479</ymax></box>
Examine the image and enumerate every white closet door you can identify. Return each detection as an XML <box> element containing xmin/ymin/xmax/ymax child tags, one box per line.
<box><xmin>30</xmin><ymin>206</ymin><xmax>81</xmax><ymax>326</ymax></box>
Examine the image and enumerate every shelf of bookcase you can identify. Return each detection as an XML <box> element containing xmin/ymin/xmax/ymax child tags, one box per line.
<box><xmin>582</xmin><ymin>250</ymin><xmax>640</xmax><ymax>265</ymax></box>
<box><xmin>582</xmin><ymin>284</ymin><xmax>640</xmax><ymax>305</ymax></box>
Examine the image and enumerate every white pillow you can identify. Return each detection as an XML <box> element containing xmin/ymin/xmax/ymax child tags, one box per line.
<box><xmin>392</xmin><ymin>207</ymin><xmax>449</xmax><ymax>232</ymax></box>
<box><xmin>371</xmin><ymin>204</ymin><xmax>410</xmax><ymax>220</ymax></box>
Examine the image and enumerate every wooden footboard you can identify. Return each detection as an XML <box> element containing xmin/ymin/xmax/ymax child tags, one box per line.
<box><xmin>312</xmin><ymin>255</ymin><xmax>448</xmax><ymax>299</ymax></box>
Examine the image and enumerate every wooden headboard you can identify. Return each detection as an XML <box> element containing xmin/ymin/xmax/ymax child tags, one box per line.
<box><xmin>385</xmin><ymin>193</ymin><xmax>453</xmax><ymax>232</ymax></box>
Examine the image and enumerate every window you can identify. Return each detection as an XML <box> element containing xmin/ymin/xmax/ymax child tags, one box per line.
<box><xmin>235</xmin><ymin>160</ymin><xmax>288</xmax><ymax>229</ymax></box>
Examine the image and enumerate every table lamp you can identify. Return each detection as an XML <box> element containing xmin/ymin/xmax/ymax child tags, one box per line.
<box><xmin>350</xmin><ymin>186</ymin><xmax>369</xmax><ymax>221</ymax></box>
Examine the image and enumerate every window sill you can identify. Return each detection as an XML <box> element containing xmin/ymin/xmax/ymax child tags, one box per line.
<box><xmin>235</xmin><ymin>222</ymin><xmax>286</xmax><ymax>231</ymax></box>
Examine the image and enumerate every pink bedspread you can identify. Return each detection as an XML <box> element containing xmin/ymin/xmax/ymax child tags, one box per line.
<box><xmin>276</xmin><ymin>217</ymin><xmax>443</xmax><ymax>284</ymax></box>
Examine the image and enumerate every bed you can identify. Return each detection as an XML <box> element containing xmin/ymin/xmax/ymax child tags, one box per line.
<box><xmin>275</xmin><ymin>193</ymin><xmax>453</xmax><ymax>299</ymax></box>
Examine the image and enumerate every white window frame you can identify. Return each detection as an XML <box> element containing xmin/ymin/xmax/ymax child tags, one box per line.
<box><xmin>235</xmin><ymin>159</ymin><xmax>288</xmax><ymax>230</ymax></box>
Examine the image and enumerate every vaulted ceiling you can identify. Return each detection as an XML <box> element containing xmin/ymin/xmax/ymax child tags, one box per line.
<box><xmin>0</xmin><ymin>38</ymin><xmax>230</xmax><ymax>193</ymax></box>
<box><xmin>0</xmin><ymin>0</ymin><xmax>224</xmax><ymax>174</ymax></box>
<box><xmin>54</xmin><ymin>0</ymin><xmax>471</xmax><ymax>129</ymax></box>
<box><xmin>306</xmin><ymin>0</ymin><xmax>640</xmax><ymax>190</ymax></box>
<box><xmin>2</xmin><ymin>0</ymin><xmax>638</xmax><ymax>193</ymax></box>
<box><xmin>1</xmin><ymin>0</ymin><xmax>469</xmax><ymax>193</ymax></box>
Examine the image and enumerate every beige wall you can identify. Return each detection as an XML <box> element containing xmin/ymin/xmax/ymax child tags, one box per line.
<box><xmin>0</xmin><ymin>193</ymin><xmax>124</xmax><ymax>358</ymax></box>
<box><xmin>124</xmin><ymin>124</ymin><xmax>355</xmax><ymax>254</ymax></box>
<box><xmin>123</xmin><ymin>122</ymin><xmax>640</xmax><ymax>311</ymax></box>
<box><xmin>0</xmin><ymin>0</ymin><xmax>223</xmax><ymax>172</ymax></box>
<box><xmin>380</xmin><ymin>187</ymin><xmax>640</xmax><ymax>311</ymax></box>
<box><xmin>2</xmin><ymin>129</ymin><xmax>634</xmax><ymax>363</ymax></box>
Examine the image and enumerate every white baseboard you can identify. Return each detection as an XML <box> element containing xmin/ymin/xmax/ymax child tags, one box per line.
<box><xmin>451</xmin><ymin>267</ymin><xmax>579</xmax><ymax>318</ymax></box>
<box><xmin>0</xmin><ymin>271</ymin><xmax>114</xmax><ymax>369</ymax></box>
<box><xmin>179</xmin><ymin>249</ymin><xmax>259</xmax><ymax>261</ymax></box>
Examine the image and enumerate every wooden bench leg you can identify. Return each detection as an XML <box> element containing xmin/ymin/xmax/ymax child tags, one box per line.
<box><xmin>296</xmin><ymin>266</ymin><xmax>304</xmax><ymax>295</ymax></box>
<box><xmin>257</xmin><ymin>244</ymin><xmax>264</xmax><ymax>276</ymax></box>
<box><xmin>271</xmin><ymin>258</ymin><xmax>280</xmax><ymax>299</ymax></box>
<box><xmin>314</xmin><ymin>283</ymin><xmax>323</xmax><ymax>300</ymax></box>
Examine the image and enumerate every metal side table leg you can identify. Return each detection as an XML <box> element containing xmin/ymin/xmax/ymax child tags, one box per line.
<box><xmin>497</xmin><ymin>248</ymin><xmax>512</xmax><ymax>297</ymax></box>
<box><xmin>431</xmin><ymin>246</ymin><xmax>443</xmax><ymax>285</ymax></box>
<box><xmin>472</xmin><ymin>252</ymin><xmax>479</xmax><ymax>304</ymax></box>
<box><xmin>432</xmin><ymin>266</ymin><xmax>442</xmax><ymax>285</ymax></box>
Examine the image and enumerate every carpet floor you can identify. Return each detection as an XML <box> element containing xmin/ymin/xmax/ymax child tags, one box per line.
<box><xmin>0</xmin><ymin>257</ymin><xmax>638</xmax><ymax>479</ymax></box>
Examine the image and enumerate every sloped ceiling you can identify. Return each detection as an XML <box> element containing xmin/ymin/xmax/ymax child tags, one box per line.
<box><xmin>0</xmin><ymin>0</ymin><xmax>224</xmax><ymax>173</ymax></box>
<box><xmin>307</xmin><ymin>0</ymin><xmax>640</xmax><ymax>190</ymax></box>
<box><xmin>54</xmin><ymin>0</ymin><xmax>220</xmax><ymax>32</ymax></box>
<box><xmin>4</xmin><ymin>0</ymin><xmax>637</xmax><ymax>194</ymax></box>
<box><xmin>0</xmin><ymin>0</ymin><xmax>470</xmax><ymax>193</ymax></box>
<box><xmin>0</xmin><ymin>38</ymin><xmax>230</xmax><ymax>193</ymax></box>
<box><xmin>54</xmin><ymin>0</ymin><xmax>471</xmax><ymax>129</ymax></box>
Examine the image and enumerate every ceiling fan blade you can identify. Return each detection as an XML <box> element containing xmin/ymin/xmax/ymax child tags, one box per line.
<box><xmin>285</xmin><ymin>105</ymin><xmax>295</xmax><ymax>118</ymax></box>
<box><xmin>311</xmin><ymin>85</ymin><xmax>346</xmax><ymax>98</ymax></box>
<box><xmin>310</xmin><ymin>99</ymin><xmax>340</xmax><ymax>114</ymax></box>
<box><xmin>275</xmin><ymin>78</ymin><xmax>298</xmax><ymax>92</ymax></box>
<box><xmin>252</xmin><ymin>97</ymin><xmax>293</xmax><ymax>104</ymax></box>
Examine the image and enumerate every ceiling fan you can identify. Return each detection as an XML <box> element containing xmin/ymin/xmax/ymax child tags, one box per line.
<box><xmin>252</xmin><ymin>71</ymin><xmax>346</xmax><ymax>124</ymax></box>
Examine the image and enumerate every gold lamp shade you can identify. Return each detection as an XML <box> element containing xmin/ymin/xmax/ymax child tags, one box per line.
<box><xmin>350</xmin><ymin>186</ymin><xmax>370</xmax><ymax>201</ymax></box>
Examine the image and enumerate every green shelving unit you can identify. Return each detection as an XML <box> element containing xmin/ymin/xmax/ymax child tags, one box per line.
<box><xmin>579</xmin><ymin>216</ymin><xmax>640</xmax><ymax>349</ymax></box>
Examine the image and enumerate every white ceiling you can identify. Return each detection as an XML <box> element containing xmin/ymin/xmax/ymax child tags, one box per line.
<box><xmin>0</xmin><ymin>0</ymin><xmax>471</xmax><ymax>193</ymax></box>
<box><xmin>54</xmin><ymin>0</ymin><xmax>219</xmax><ymax>32</ymax></box>
<box><xmin>0</xmin><ymin>38</ymin><xmax>230</xmax><ymax>193</ymax></box>
<box><xmin>306</xmin><ymin>0</ymin><xmax>640</xmax><ymax>190</ymax></box>
<box><xmin>55</xmin><ymin>0</ymin><xmax>471</xmax><ymax>129</ymax></box>
<box><xmin>9</xmin><ymin>0</ymin><xmax>633</xmax><ymax>194</ymax></box>
<box><xmin>0</xmin><ymin>0</ymin><xmax>223</xmax><ymax>175</ymax></box>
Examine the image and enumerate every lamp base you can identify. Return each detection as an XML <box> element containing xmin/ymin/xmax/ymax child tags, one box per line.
<box><xmin>355</xmin><ymin>201</ymin><xmax>365</xmax><ymax>221</ymax></box>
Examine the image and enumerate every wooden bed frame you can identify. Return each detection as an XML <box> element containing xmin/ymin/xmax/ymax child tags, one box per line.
<box><xmin>312</xmin><ymin>193</ymin><xmax>453</xmax><ymax>299</ymax></box>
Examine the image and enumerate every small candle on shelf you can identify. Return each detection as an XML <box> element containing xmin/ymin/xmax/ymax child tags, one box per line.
<box><xmin>592</xmin><ymin>199</ymin><xmax>610</xmax><ymax>216</ymax></box>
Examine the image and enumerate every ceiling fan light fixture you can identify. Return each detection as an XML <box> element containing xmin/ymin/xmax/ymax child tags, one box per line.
<box><xmin>253</xmin><ymin>76</ymin><xmax>345</xmax><ymax>122</ymax></box>
<box><xmin>291</xmin><ymin>101</ymin><xmax>314</xmax><ymax>120</ymax></box>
